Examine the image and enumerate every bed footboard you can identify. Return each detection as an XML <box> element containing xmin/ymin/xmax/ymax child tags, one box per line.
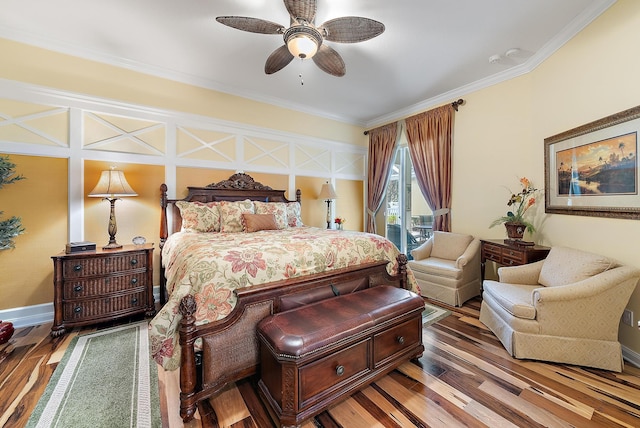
<box><xmin>177</xmin><ymin>256</ymin><xmax>409</xmax><ymax>422</ymax></box>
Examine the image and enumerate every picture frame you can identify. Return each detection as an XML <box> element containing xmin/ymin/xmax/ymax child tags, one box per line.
<box><xmin>544</xmin><ymin>105</ymin><xmax>640</xmax><ymax>220</ymax></box>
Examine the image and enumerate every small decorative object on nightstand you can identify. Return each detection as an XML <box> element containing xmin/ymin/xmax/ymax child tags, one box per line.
<box><xmin>50</xmin><ymin>244</ymin><xmax>155</xmax><ymax>336</ymax></box>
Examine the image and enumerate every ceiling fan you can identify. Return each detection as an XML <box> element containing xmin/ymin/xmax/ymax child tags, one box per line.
<box><xmin>216</xmin><ymin>0</ymin><xmax>385</xmax><ymax>77</ymax></box>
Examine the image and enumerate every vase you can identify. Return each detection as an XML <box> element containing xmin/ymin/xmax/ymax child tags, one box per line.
<box><xmin>504</xmin><ymin>222</ymin><xmax>525</xmax><ymax>240</ymax></box>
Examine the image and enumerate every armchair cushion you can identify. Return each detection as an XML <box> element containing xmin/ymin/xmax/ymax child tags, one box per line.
<box><xmin>430</xmin><ymin>231</ymin><xmax>474</xmax><ymax>260</ymax></box>
<box><xmin>482</xmin><ymin>281</ymin><xmax>538</xmax><ymax>320</ymax></box>
<box><xmin>538</xmin><ymin>246</ymin><xmax>617</xmax><ymax>287</ymax></box>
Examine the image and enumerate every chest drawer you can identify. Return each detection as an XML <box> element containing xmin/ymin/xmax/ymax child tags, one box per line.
<box><xmin>501</xmin><ymin>248</ymin><xmax>526</xmax><ymax>265</ymax></box>
<box><xmin>373</xmin><ymin>317</ymin><xmax>421</xmax><ymax>367</ymax></box>
<box><xmin>299</xmin><ymin>339</ymin><xmax>370</xmax><ymax>405</ymax></box>
<box><xmin>62</xmin><ymin>272</ymin><xmax>147</xmax><ymax>299</ymax></box>
<box><xmin>62</xmin><ymin>290</ymin><xmax>147</xmax><ymax>321</ymax></box>
<box><xmin>482</xmin><ymin>243</ymin><xmax>502</xmax><ymax>263</ymax></box>
<box><xmin>61</xmin><ymin>252</ymin><xmax>147</xmax><ymax>279</ymax></box>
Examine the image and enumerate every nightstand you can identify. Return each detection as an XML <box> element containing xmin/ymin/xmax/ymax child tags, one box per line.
<box><xmin>51</xmin><ymin>244</ymin><xmax>155</xmax><ymax>336</ymax></box>
<box><xmin>480</xmin><ymin>239</ymin><xmax>550</xmax><ymax>281</ymax></box>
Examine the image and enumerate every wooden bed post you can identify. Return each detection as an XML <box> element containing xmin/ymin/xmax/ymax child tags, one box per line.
<box><xmin>179</xmin><ymin>294</ymin><xmax>198</xmax><ymax>422</ymax></box>
<box><xmin>397</xmin><ymin>253</ymin><xmax>408</xmax><ymax>290</ymax></box>
<box><xmin>159</xmin><ymin>184</ymin><xmax>168</xmax><ymax>303</ymax></box>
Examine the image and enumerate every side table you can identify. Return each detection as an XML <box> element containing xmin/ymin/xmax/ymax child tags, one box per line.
<box><xmin>480</xmin><ymin>239</ymin><xmax>550</xmax><ymax>281</ymax></box>
<box><xmin>51</xmin><ymin>244</ymin><xmax>155</xmax><ymax>336</ymax></box>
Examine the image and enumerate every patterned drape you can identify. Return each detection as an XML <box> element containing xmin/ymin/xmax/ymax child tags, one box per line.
<box><xmin>405</xmin><ymin>104</ymin><xmax>454</xmax><ymax>232</ymax></box>
<box><xmin>366</xmin><ymin>122</ymin><xmax>399</xmax><ymax>233</ymax></box>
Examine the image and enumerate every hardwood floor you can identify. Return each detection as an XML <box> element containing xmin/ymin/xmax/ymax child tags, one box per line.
<box><xmin>2</xmin><ymin>298</ymin><xmax>640</xmax><ymax>427</ymax></box>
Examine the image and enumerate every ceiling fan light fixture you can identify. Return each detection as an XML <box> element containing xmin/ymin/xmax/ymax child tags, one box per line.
<box><xmin>284</xmin><ymin>25</ymin><xmax>322</xmax><ymax>59</ymax></box>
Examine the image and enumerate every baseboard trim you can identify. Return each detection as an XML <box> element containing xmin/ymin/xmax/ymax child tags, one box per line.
<box><xmin>1</xmin><ymin>287</ymin><xmax>162</xmax><ymax>328</ymax></box>
<box><xmin>623</xmin><ymin>345</ymin><xmax>640</xmax><ymax>368</ymax></box>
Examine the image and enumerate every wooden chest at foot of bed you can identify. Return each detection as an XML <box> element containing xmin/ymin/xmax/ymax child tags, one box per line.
<box><xmin>257</xmin><ymin>285</ymin><xmax>425</xmax><ymax>428</ymax></box>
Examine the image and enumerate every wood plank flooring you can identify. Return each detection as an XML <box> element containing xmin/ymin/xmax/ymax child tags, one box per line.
<box><xmin>2</xmin><ymin>298</ymin><xmax>640</xmax><ymax>427</ymax></box>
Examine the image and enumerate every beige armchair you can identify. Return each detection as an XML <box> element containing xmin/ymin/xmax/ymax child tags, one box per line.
<box><xmin>407</xmin><ymin>231</ymin><xmax>481</xmax><ymax>306</ymax></box>
<box><xmin>480</xmin><ymin>246</ymin><xmax>639</xmax><ymax>372</ymax></box>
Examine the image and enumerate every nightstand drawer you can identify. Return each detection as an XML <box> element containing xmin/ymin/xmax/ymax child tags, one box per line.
<box><xmin>62</xmin><ymin>290</ymin><xmax>147</xmax><ymax>321</ymax></box>
<box><xmin>63</xmin><ymin>272</ymin><xmax>147</xmax><ymax>298</ymax></box>
<box><xmin>61</xmin><ymin>252</ymin><xmax>147</xmax><ymax>278</ymax></box>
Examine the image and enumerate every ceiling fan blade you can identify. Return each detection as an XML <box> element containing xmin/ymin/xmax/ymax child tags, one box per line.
<box><xmin>284</xmin><ymin>0</ymin><xmax>316</xmax><ymax>23</ymax></box>
<box><xmin>265</xmin><ymin>45</ymin><xmax>294</xmax><ymax>74</ymax></box>
<box><xmin>319</xmin><ymin>17</ymin><xmax>385</xmax><ymax>43</ymax></box>
<box><xmin>312</xmin><ymin>45</ymin><xmax>345</xmax><ymax>77</ymax></box>
<box><xmin>216</xmin><ymin>16</ymin><xmax>284</xmax><ymax>34</ymax></box>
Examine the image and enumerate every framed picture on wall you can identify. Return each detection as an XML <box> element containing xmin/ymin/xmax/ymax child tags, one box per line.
<box><xmin>544</xmin><ymin>105</ymin><xmax>640</xmax><ymax>220</ymax></box>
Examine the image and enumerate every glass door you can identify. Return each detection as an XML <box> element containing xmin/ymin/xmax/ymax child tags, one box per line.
<box><xmin>385</xmin><ymin>146</ymin><xmax>432</xmax><ymax>259</ymax></box>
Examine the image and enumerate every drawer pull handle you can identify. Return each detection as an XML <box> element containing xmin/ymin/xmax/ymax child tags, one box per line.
<box><xmin>336</xmin><ymin>365</ymin><xmax>345</xmax><ymax>376</ymax></box>
<box><xmin>396</xmin><ymin>336</ymin><xmax>405</xmax><ymax>345</ymax></box>
<box><xmin>73</xmin><ymin>264</ymin><xmax>82</xmax><ymax>272</ymax></box>
<box><xmin>131</xmin><ymin>298</ymin><xmax>138</xmax><ymax>305</ymax></box>
<box><xmin>74</xmin><ymin>285</ymin><xmax>83</xmax><ymax>292</ymax></box>
<box><xmin>74</xmin><ymin>306</ymin><xmax>82</xmax><ymax>313</ymax></box>
<box><xmin>131</xmin><ymin>278</ymin><xmax>138</xmax><ymax>285</ymax></box>
<box><xmin>131</xmin><ymin>259</ymin><xmax>138</xmax><ymax>266</ymax></box>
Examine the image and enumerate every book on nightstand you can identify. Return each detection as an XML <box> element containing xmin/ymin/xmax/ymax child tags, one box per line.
<box><xmin>65</xmin><ymin>241</ymin><xmax>96</xmax><ymax>253</ymax></box>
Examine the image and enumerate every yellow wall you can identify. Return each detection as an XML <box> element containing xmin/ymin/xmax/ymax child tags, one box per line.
<box><xmin>0</xmin><ymin>155</ymin><xmax>67</xmax><ymax>307</ymax></box>
<box><xmin>451</xmin><ymin>0</ymin><xmax>640</xmax><ymax>353</ymax></box>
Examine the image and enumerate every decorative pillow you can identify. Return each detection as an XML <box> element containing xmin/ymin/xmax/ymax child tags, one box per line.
<box><xmin>538</xmin><ymin>246</ymin><xmax>617</xmax><ymax>287</ymax></box>
<box><xmin>254</xmin><ymin>201</ymin><xmax>288</xmax><ymax>229</ymax></box>
<box><xmin>218</xmin><ymin>199</ymin><xmax>255</xmax><ymax>233</ymax></box>
<box><xmin>286</xmin><ymin>202</ymin><xmax>304</xmax><ymax>227</ymax></box>
<box><xmin>243</xmin><ymin>213</ymin><xmax>278</xmax><ymax>232</ymax></box>
<box><xmin>175</xmin><ymin>201</ymin><xmax>220</xmax><ymax>232</ymax></box>
<box><xmin>430</xmin><ymin>231</ymin><xmax>473</xmax><ymax>261</ymax></box>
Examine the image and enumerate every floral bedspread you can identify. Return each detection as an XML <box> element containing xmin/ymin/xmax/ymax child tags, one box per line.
<box><xmin>149</xmin><ymin>226</ymin><xmax>418</xmax><ymax>370</ymax></box>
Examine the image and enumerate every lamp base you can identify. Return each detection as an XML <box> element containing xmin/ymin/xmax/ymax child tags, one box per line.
<box><xmin>102</xmin><ymin>242</ymin><xmax>123</xmax><ymax>250</ymax></box>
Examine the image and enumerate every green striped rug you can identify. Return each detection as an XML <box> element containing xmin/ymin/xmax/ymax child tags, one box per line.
<box><xmin>422</xmin><ymin>303</ymin><xmax>451</xmax><ymax>326</ymax></box>
<box><xmin>27</xmin><ymin>322</ymin><xmax>160</xmax><ymax>428</ymax></box>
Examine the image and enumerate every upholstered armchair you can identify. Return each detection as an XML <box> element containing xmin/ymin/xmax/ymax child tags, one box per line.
<box><xmin>480</xmin><ymin>246</ymin><xmax>640</xmax><ymax>372</ymax></box>
<box><xmin>407</xmin><ymin>231</ymin><xmax>481</xmax><ymax>306</ymax></box>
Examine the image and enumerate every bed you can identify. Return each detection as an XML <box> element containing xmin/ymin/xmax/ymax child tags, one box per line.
<box><xmin>149</xmin><ymin>172</ymin><xmax>418</xmax><ymax>421</ymax></box>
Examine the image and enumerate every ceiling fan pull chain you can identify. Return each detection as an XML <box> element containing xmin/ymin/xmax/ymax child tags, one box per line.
<box><xmin>299</xmin><ymin>73</ymin><xmax>304</xmax><ymax>86</ymax></box>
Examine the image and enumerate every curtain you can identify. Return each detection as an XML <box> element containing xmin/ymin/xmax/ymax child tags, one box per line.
<box><xmin>405</xmin><ymin>104</ymin><xmax>454</xmax><ymax>232</ymax></box>
<box><xmin>366</xmin><ymin>122</ymin><xmax>399</xmax><ymax>234</ymax></box>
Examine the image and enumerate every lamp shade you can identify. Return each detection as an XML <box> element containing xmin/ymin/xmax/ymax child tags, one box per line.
<box><xmin>287</xmin><ymin>33</ymin><xmax>318</xmax><ymax>59</ymax></box>
<box><xmin>318</xmin><ymin>183</ymin><xmax>337</xmax><ymax>200</ymax></box>
<box><xmin>89</xmin><ymin>170</ymin><xmax>137</xmax><ymax>198</ymax></box>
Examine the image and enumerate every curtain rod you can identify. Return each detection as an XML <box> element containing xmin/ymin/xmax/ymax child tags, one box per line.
<box><xmin>363</xmin><ymin>99</ymin><xmax>465</xmax><ymax>135</ymax></box>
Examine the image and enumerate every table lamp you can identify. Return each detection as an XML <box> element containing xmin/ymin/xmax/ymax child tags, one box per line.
<box><xmin>89</xmin><ymin>168</ymin><xmax>137</xmax><ymax>249</ymax></box>
<box><xmin>318</xmin><ymin>182</ymin><xmax>337</xmax><ymax>229</ymax></box>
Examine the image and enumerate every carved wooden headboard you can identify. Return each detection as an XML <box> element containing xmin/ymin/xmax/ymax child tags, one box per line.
<box><xmin>160</xmin><ymin>172</ymin><xmax>302</xmax><ymax>246</ymax></box>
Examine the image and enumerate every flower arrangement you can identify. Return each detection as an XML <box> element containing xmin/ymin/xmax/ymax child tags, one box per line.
<box><xmin>334</xmin><ymin>217</ymin><xmax>346</xmax><ymax>229</ymax></box>
<box><xmin>489</xmin><ymin>177</ymin><xmax>538</xmax><ymax>233</ymax></box>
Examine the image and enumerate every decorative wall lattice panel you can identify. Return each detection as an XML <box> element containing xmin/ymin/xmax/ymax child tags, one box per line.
<box><xmin>294</xmin><ymin>145</ymin><xmax>331</xmax><ymax>173</ymax></box>
<box><xmin>243</xmin><ymin>136</ymin><xmax>289</xmax><ymax>169</ymax></box>
<box><xmin>335</xmin><ymin>152</ymin><xmax>366</xmax><ymax>177</ymax></box>
<box><xmin>177</xmin><ymin>127</ymin><xmax>235</xmax><ymax>163</ymax></box>
<box><xmin>83</xmin><ymin>111</ymin><xmax>165</xmax><ymax>156</ymax></box>
<box><xmin>0</xmin><ymin>99</ymin><xmax>69</xmax><ymax>147</ymax></box>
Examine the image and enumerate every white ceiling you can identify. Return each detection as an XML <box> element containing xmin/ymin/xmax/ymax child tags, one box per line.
<box><xmin>0</xmin><ymin>0</ymin><xmax>615</xmax><ymax>128</ymax></box>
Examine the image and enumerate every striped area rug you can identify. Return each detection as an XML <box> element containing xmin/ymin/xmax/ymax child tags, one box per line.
<box><xmin>27</xmin><ymin>322</ymin><xmax>160</xmax><ymax>428</ymax></box>
<box><xmin>422</xmin><ymin>303</ymin><xmax>451</xmax><ymax>326</ymax></box>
